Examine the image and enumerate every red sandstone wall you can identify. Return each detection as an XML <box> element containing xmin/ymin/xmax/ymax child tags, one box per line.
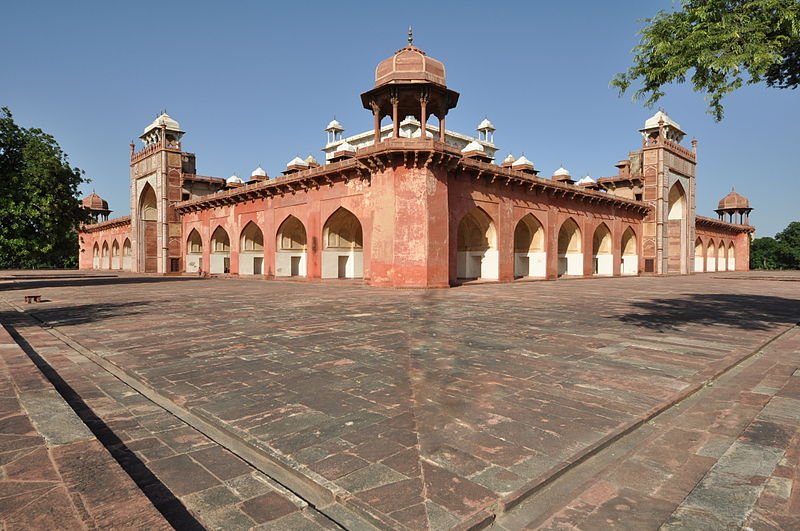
<box><xmin>694</xmin><ymin>225</ymin><xmax>750</xmax><ymax>272</ymax></box>
<box><xmin>79</xmin><ymin>221</ymin><xmax>132</xmax><ymax>271</ymax></box>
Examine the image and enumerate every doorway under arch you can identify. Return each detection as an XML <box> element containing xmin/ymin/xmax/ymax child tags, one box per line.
<box><xmin>210</xmin><ymin>226</ymin><xmax>231</xmax><ymax>274</ymax></box>
<box><xmin>101</xmin><ymin>242</ymin><xmax>110</xmax><ymax>270</ymax></box>
<box><xmin>513</xmin><ymin>214</ymin><xmax>545</xmax><ymax>278</ymax></box>
<box><xmin>322</xmin><ymin>208</ymin><xmax>363</xmax><ymax>279</ymax></box>
<box><xmin>92</xmin><ymin>243</ymin><xmax>100</xmax><ymax>269</ymax></box>
<box><xmin>186</xmin><ymin>229</ymin><xmax>203</xmax><ymax>273</ymax></box>
<box><xmin>717</xmin><ymin>241</ymin><xmax>727</xmax><ymax>271</ymax></box>
<box><xmin>621</xmin><ymin>227</ymin><xmax>638</xmax><ymax>275</ymax></box>
<box><xmin>557</xmin><ymin>218</ymin><xmax>582</xmax><ymax>277</ymax></box>
<box><xmin>457</xmin><ymin>207</ymin><xmax>498</xmax><ymax>280</ymax></box>
<box><xmin>239</xmin><ymin>222</ymin><xmax>264</xmax><ymax>275</ymax></box>
<box><xmin>667</xmin><ymin>182</ymin><xmax>687</xmax><ymax>273</ymax></box>
<box><xmin>592</xmin><ymin>223</ymin><xmax>613</xmax><ymax>276</ymax></box>
<box><xmin>139</xmin><ymin>183</ymin><xmax>158</xmax><ymax>272</ymax></box>
<box><xmin>276</xmin><ymin>216</ymin><xmax>307</xmax><ymax>277</ymax></box>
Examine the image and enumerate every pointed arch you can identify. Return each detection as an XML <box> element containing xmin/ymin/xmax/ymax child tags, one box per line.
<box><xmin>92</xmin><ymin>242</ymin><xmax>100</xmax><ymax>270</ymax></box>
<box><xmin>667</xmin><ymin>181</ymin><xmax>688</xmax><ymax>273</ymax></box>
<box><xmin>727</xmin><ymin>241</ymin><xmax>736</xmax><ymax>271</ymax></box>
<box><xmin>210</xmin><ymin>225</ymin><xmax>231</xmax><ymax>274</ymax></box>
<box><xmin>706</xmin><ymin>238</ymin><xmax>716</xmax><ymax>272</ymax></box>
<box><xmin>322</xmin><ymin>208</ymin><xmax>363</xmax><ymax>278</ymax></box>
<box><xmin>100</xmin><ymin>241</ymin><xmax>110</xmax><ymax>269</ymax></box>
<box><xmin>457</xmin><ymin>207</ymin><xmax>498</xmax><ymax>280</ymax></box>
<box><xmin>122</xmin><ymin>238</ymin><xmax>132</xmax><ymax>271</ymax></box>
<box><xmin>239</xmin><ymin>222</ymin><xmax>264</xmax><ymax>275</ymax></box>
<box><xmin>668</xmin><ymin>182</ymin><xmax>686</xmax><ymax>220</ymax></box>
<box><xmin>185</xmin><ymin>229</ymin><xmax>203</xmax><ymax>273</ymax></box>
<box><xmin>694</xmin><ymin>237</ymin><xmax>704</xmax><ymax>273</ymax></box>
<box><xmin>276</xmin><ymin>216</ymin><xmax>307</xmax><ymax>277</ymax></box>
<box><xmin>592</xmin><ymin>223</ymin><xmax>613</xmax><ymax>275</ymax></box>
<box><xmin>621</xmin><ymin>226</ymin><xmax>638</xmax><ymax>275</ymax></box>
<box><xmin>717</xmin><ymin>240</ymin><xmax>727</xmax><ymax>271</ymax></box>
<box><xmin>111</xmin><ymin>239</ymin><xmax>120</xmax><ymax>270</ymax></box>
<box><xmin>138</xmin><ymin>183</ymin><xmax>158</xmax><ymax>272</ymax></box>
<box><xmin>513</xmin><ymin>213</ymin><xmax>545</xmax><ymax>278</ymax></box>
<box><xmin>557</xmin><ymin>218</ymin><xmax>582</xmax><ymax>277</ymax></box>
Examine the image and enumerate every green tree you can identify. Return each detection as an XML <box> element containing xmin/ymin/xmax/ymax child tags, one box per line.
<box><xmin>0</xmin><ymin>107</ymin><xmax>89</xmax><ymax>269</ymax></box>
<box><xmin>750</xmin><ymin>221</ymin><xmax>800</xmax><ymax>269</ymax></box>
<box><xmin>613</xmin><ymin>0</ymin><xmax>800</xmax><ymax>120</ymax></box>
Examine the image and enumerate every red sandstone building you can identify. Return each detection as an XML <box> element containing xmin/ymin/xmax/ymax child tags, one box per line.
<box><xmin>79</xmin><ymin>36</ymin><xmax>753</xmax><ymax>287</ymax></box>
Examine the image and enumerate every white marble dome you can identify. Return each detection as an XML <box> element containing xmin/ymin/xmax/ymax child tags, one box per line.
<box><xmin>226</xmin><ymin>175</ymin><xmax>244</xmax><ymax>184</ymax></box>
<box><xmin>554</xmin><ymin>166</ymin><xmax>571</xmax><ymax>177</ymax></box>
<box><xmin>462</xmin><ymin>140</ymin><xmax>485</xmax><ymax>153</ymax></box>
<box><xmin>251</xmin><ymin>166</ymin><xmax>267</xmax><ymax>178</ymax></box>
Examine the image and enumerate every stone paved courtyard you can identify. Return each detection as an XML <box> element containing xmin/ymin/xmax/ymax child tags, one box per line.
<box><xmin>1</xmin><ymin>271</ymin><xmax>799</xmax><ymax>529</ymax></box>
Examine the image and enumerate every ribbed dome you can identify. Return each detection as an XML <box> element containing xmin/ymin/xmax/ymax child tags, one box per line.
<box><xmin>477</xmin><ymin>118</ymin><xmax>495</xmax><ymax>130</ymax></box>
<box><xmin>226</xmin><ymin>175</ymin><xmax>244</xmax><ymax>184</ymax></box>
<box><xmin>325</xmin><ymin>119</ymin><xmax>343</xmax><ymax>131</ymax></box>
<box><xmin>251</xmin><ymin>166</ymin><xmax>267</xmax><ymax>178</ymax></box>
<box><xmin>375</xmin><ymin>44</ymin><xmax>446</xmax><ymax>88</ymax></box>
<box><xmin>718</xmin><ymin>189</ymin><xmax>749</xmax><ymax>209</ymax></box>
<box><xmin>82</xmin><ymin>192</ymin><xmax>109</xmax><ymax>210</ymax></box>
<box><xmin>512</xmin><ymin>155</ymin><xmax>534</xmax><ymax>168</ymax></box>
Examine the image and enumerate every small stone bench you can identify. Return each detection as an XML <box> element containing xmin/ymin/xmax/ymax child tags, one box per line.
<box><xmin>23</xmin><ymin>295</ymin><xmax>42</xmax><ymax>303</ymax></box>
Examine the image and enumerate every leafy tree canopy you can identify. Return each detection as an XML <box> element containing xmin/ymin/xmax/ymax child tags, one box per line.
<box><xmin>613</xmin><ymin>0</ymin><xmax>800</xmax><ymax>120</ymax></box>
<box><xmin>750</xmin><ymin>221</ymin><xmax>800</xmax><ymax>269</ymax></box>
<box><xmin>0</xmin><ymin>107</ymin><xmax>89</xmax><ymax>269</ymax></box>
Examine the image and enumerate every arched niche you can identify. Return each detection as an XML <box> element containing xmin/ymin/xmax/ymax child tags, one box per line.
<box><xmin>122</xmin><ymin>238</ymin><xmax>132</xmax><ymax>271</ymax></box>
<box><xmin>621</xmin><ymin>227</ymin><xmax>638</xmax><ymax>275</ymax></box>
<box><xmin>210</xmin><ymin>226</ymin><xmax>231</xmax><ymax>274</ymax></box>
<box><xmin>139</xmin><ymin>183</ymin><xmax>158</xmax><ymax>272</ymax></box>
<box><xmin>185</xmin><ymin>229</ymin><xmax>203</xmax><ymax>273</ymax></box>
<box><xmin>239</xmin><ymin>222</ymin><xmax>264</xmax><ymax>275</ymax></box>
<box><xmin>456</xmin><ymin>207</ymin><xmax>498</xmax><ymax>280</ymax></box>
<box><xmin>592</xmin><ymin>223</ymin><xmax>613</xmax><ymax>276</ymax></box>
<box><xmin>694</xmin><ymin>237</ymin><xmax>704</xmax><ymax>273</ymax></box>
<box><xmin>557</xmin><ymin>218</ymin><xmax>582</xmax><ymax>277</ymax></box>
<box><xmin>322</xmin><ymin>208</ymin><xmax>363</xmax><ymax>279</ymax></box>
<box><xmin>276</xmin><ymin>216</ymin><xmax>307</xmax><ymax>277</ymax></box>
<box><xmin>111</xmin><ymin>240</ymin><xmax>120</xmax><ymax>270</ymax></box>
<box><xmin>513</xmin><ymin>214</ymin><xmax>545</xmax><ymax>278</ymax></box>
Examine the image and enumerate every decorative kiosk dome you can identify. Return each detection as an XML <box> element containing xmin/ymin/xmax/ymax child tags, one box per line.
<box><xmin>715</xmin><ymin>189</ymin><xmax>753</xmax><ymax>224</ymax></box>
<box><xmin>82</xmin><ymin>191</ymin><xmax>109</xmax><ymax>211</ymax></box>
<box><xmin>512</xmin><ymin>155</ymin><xmax>536</xmax><ymax>174</ymax></box>
<box><xmin>250</xmin><ymin>166</ymin><xmax>267</xmax><ymax>180</ymax></box>
<box><xmin>142</xmin><ymin>112</ymin><xmax>182</xmax><ymax>135</ymax></box>
<box><xmin>226</xmin><ymin>175</ymin><xmax>244</xmax><ymax>185</ymax></box>
<box><xmin>374</xmin><ymin>34</ymin><xmax>447</xmax><ymax>88</ymax></box>
<box><xmin>501</xmin><ymin>153</ymin><xmax>516</xmax><ymax>168</ymax></box>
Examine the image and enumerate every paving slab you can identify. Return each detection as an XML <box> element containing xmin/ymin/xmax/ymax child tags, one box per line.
<box><xmin>2</xmin><ymin>270</ymin><xmax>799</xmax><ymax>529</ymax></box>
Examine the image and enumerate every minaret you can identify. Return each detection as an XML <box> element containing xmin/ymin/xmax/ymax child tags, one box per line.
<box><xmin>129</xmin><ymin>111</ymin><xmax>186</xmax><ymax>273</ymax></box>
<box><xmin>638</xmin><ymin>110</ymin><xmax>697</xmax><ymax>274</ymax></box>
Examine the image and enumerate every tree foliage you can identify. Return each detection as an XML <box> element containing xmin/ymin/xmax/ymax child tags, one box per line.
<box><xmin>613</xmin><ymin>0</ymin><xmax>800</xmax><ymax>120</ymax></box>
<box><xmin>750</xmin><ymin>221</ymin><xmax>800</xmax><ymax>269</ymax></box>
<box><xmin>0</xmin><ymin>107</ymin><xmax>89</xmax><ymax>269</ymax></box>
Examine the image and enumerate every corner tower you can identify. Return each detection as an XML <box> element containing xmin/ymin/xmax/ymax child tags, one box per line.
<box><xmin>638</xmin><ymin>111</ymin><xmax>697</xmax><ymax>274</ymax></box>
<box><xmin>130</xmin><ymin>112</ymin><xmax>185</xmax><ymax>273</ymax></box>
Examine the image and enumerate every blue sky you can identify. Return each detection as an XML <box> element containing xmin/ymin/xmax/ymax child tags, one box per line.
<box><xmin>2</xmin><ymin>1</ymin><xmax>796</xmax><ymax>236</ymax></box>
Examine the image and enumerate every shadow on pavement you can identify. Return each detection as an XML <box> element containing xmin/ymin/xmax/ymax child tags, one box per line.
<box><xmin>617</xmin><ymin>293</ymin><xmax>800</xmax><ymax>332</ymax></box>
<box><xmin>0</xmin><ymin>276</ymin><xmax>201</xmax><ymax>292</ymax></box>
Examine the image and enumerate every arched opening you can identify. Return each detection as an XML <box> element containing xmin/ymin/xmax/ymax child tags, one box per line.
<box><xmin>210</xmin><ymin>226</ymin><xmax>231</xmax><ymax>274</ymax></box>
<box><xmin>185</xmin><ymin>229</ymin><xmax>203</xmax><ymax>273</ymax></box>
<box><xmin>717</xmin><ymin>241</ymin><xmax>727</xmax><ymax>272</ymax></box>
<box><xmin>694</xmin><ymin>238</ymin><xmax>704</xmax><ymax>273</ymax></box>
<box><xmin>139</xmin><ymin>183</ymin><xmax>158</xmax><ymax>272</ymax></box>
<box><xmin>276</xmin><ymin>216</ymin><xmax>307</xmax><ymax>277</ymax></box>
<box><xmin>513</xmin><ymin>214</ymin><xmax>545</xmax><ymax>278</ymax></box>
<box><xmin>122</xmin><ymin>238</ymin><xmax>132</xmax><ymax>271</ymax></box>
<box><xmin>706</xmin><ymin>239</ymin><xmax>716</xmax><ymax>272</ymax></box>
<box><xmin>667</xmin><ymin>182</ymin><xmax>687</xmax><ymax>273</ymax></box>
<box><xmin>727</xmin><ymin>242</ymin><xmax>736</xmax><ymax>271</ymax></box>
<box><xmin>322</xmin><ymin>208</ymin><xmax>363</xmax><ymax>279</ymax></box>
<box><xmin>239</xmin><ymin>222</ymin><xmax>264</xmax><ymax>276</ymax></box>
<box><xmin>621</xmin><ymin>227</ymin><xmax>638</xmax><ymax>275</ymax></box>
<box><xmin>457</xmin><ymin>207</ymin><xmax>498</xmax><ymax>280</ymax></box>
<box><xmin>101</xmin><ymin>241</ymin><xmax>110</xmax><ymax>270</ymax></box>
<box><xmin>111</xmin><ymin>240</ymin><xmax>120</xmax><ymax>270</ymax></box>
<box><xmin>592</xmin><ymin>223</ymin><xmax>613</xmax><ymax>276</ymax></box>
<box><xmin>92</xmin><ymin>243</ymin><xmax>100</xmax><ymax>270</ymax></box>
<box><xmin>557</xmin><ymin>218</ymin><xmax>583</xmax><ymax>277</ymax></box>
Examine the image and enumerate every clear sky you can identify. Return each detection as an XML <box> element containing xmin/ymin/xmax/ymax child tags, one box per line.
<box><xmin>2</xmin><ymin>1</ymin><xmax>796</xmax><ymax>236</ymax></box>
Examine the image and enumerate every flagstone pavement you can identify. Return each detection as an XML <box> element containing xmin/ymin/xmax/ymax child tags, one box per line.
<box><xmin>1</xmin><ymin>270</ymin><xmax>798</xmax><ymax>529</ymax></box>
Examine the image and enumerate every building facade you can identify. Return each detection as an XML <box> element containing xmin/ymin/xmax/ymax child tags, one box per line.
<box><xmin>79</xmin><ymin>38</ymin><xmax>753</xmax><ymax>287</ymax></box>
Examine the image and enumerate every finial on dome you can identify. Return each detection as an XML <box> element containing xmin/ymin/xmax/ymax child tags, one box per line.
<box><xmin>408</xmin><ymin>26</ymin><xmax>413</xmax><ymax>45</ymax></box>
